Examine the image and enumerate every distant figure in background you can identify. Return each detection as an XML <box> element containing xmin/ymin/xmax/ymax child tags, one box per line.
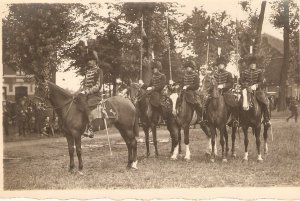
<box><xmin>42</xmin><ymin>116</ymin><xmax>54</xmax><ymax>136</ymax></box>
<box><xmin>3</xmin><ymin>100</ymin><xmax>10</xmax><ymax>136</ymax></box>
<box><xmin>35</xmin><ymin>102</ymin><xmax>46</xmax><ymax>136</ymax></box>
<box><xmin>16</xmin><ymin>97</ymin><xmax>28</xmax><ymax>137</ymax></box>
<box><xmin>286</xmin><ymin>97</ymin><xmax>298</xmax><ymax>123</ymax></box>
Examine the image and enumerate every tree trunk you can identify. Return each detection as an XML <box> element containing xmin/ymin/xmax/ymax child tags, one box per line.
<box><xmin>112</xmin><ymin>76</ymin><xmax>117</xmax><ymax>96</ymax></box>
<box><xmin>278</xmin><ymin>0</ymin><xmax>290</xmax><ymax>111</ymax></box>
<box><xmin>255</xmin><ymin>1</ymin><xmax>266</xmax><ymax>54</ymax></box>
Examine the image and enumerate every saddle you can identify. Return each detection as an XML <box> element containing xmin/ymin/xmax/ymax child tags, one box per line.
<box><xmin>223</xmin><ymin>91</ymin><xmax>240</xmax><ymax>108</ymax></box>
<box><xmin>90</xmin><ymin>99</ymin><xmax>118</xmax><ymax>121</ymax></box>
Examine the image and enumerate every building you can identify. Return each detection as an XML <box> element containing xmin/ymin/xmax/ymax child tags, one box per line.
<box><xmin>2</xmin><ymin>64</ymin><xmax>36</xmax><ymax>102</ymax></box>
<box><xmin>261</xmin><ymin>33</ymin><xmax>300</xmax><ymax>99</ymax></box>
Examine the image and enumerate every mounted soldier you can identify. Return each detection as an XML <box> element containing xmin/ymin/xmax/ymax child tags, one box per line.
<box><xmin>178</xmin><ymin>60</ymin><xmax>203</xmax><ymax>118</ymax></box>
<box><xmin>76</xmin><ymin>40</ymin><xmax>103</xmax><ymax>138</ymax></box>
<box><xmin>240</xmin><ymin>55</ymin><xmax>271</xmax><ymax>126</ymax></box>
<box><xmin>213</xmin><ymin>56</ymin><xmax>234</xmax><ymax>93</ymax></box>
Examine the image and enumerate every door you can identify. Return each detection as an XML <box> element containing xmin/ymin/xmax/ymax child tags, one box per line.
<box><xmin>15</xmin><ymin>86</ymin><xmax>28</xmax><ymax>102</ymax></box>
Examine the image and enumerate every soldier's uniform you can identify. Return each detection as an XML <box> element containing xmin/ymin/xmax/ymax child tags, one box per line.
<box><xmin>240</xmin><ymin>56</ymin><xmax>271</xmax><ymax>125</ymax></box>
<box><xmin>213</xmin><ymin>62</ymin><xmax>233</xmax><ymax>93</ymax></box>
<box><xmin>179</xmin><ymin>61</ymin><xmax>202</xmax><ymax>117</ymax></box>
<box><xmin>147</xmin><ymin>61</ymin><xmax>166</xmax><ymax>98</ymax></box>
<box><xmin>287</xmin><ymin>98</ymin><xmax>298</xmax><ymax>122</ymax></box>
<box><xmin>16</xmin><ymin>97</ymin><xmax>27</xmax><ymax>136</ymax></box>
<box><xmin>77</xmin><ymin>50</ymin><xmax>103</xmax><ymax>138</ymax></box>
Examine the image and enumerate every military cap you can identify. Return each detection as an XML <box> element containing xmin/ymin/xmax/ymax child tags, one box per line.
<box><xmin>248</xmin><ymin>55</ymin><xmax>257</xmax><ymax>65</ymax></box>
<box><xmin>215</xmin><ymin>56</ymin><xmax>227</xmax><ymax>66</ymax></box>
<box><xmin>152</xmin><ymin>60</ymin><xmax>162</xmax><ymax>71</ymax></box>
<box><xmin>184</xmin><ymin>60</ymin><xmax>196</xmax><ymax>69</ymax></box>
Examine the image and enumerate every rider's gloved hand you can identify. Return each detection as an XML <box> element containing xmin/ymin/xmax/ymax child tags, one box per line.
<box><xmin>217</xmin><ymin>84</ymin><xmax>224</xmax><ymax>89</ymax></box>
<box><xmin>138</xmin><ymin>80</ymin><xmax>144</xmax><ymax>86</ymax></box>
<box><xmin>183</xmin><ymin>85</ymin><xmax>188</xmax><ymax>90</ymax></box>
<box><xmin>250</xmin><ymin>84</ymin><xmax>257</xmax><ymax>90</ymax></box>
<box><xmin>147</xmin><ymin>87</ymin><xmax>153</xmax><ymax>91</ymax></box>
<box><xmin>169</xmin><ymin>80</ymin><xmax>174</xmax><ymax>85</ymax></box>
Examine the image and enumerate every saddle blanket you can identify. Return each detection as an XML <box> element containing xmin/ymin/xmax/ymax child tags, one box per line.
<box><xmin>90</xmin><ymin>99</ymin><xmax>118</xmax><ymax>121</ymax></box>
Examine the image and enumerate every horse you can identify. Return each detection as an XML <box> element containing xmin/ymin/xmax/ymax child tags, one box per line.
<box><xmin>173</xmin><ymin>85</ymin><xmax>212</xmax><ymax>161</ymax></box>
<box><xmin>201</xmin><ymin>74</ymin><xmax>230</xmax><ymax>162</ymax></box>
<box><xmin>238</xmin><ymin>88</ymin><xmax>270</xmax><ymax>161</ymax></box>
<box><xmin>40</xmin><ymin>80</ymin><xmax>139</xmax><ymax>173</ymax></box>
<box><xmin>129</xmin><ymin>83</ymin><xmax>179</xmax><ymax>159</ymax></box>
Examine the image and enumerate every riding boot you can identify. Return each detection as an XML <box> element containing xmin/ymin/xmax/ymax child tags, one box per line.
<box><xmin>83</xmin><ymin>123</ymin><xmax>94</xmax><ymax>138</ymax></box>
<box><xmin>262</xmin><ymin>104</ymin><xmax>271</xmax><ymax>126</ymax></box>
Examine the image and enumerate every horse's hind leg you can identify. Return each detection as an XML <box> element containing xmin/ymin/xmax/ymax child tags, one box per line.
<box><xmin>210</xmin><ymin>126</ymin><xmax>217</xmax><ymax>162</ymax></box>
<box><xmin>178</xmin><ymin>128</ymin><xmax>182</xmax><ymax>154</ymax></box>
<box><xmin>183</xmin><ymin>126</ymin><xmax>191</xmax><ymax>161</ymax></box>
<box><xmin>223</xmin><ymin>125</ymin><xmax>229</xmax><ymax>162</ymax></box>
<box><xmin>254</xmin><ymin>125</ymin><xmax>263</xmax><ymax>162</ymax></box>
<box><xmin>151</xmin><ymin>111</ymin><xmax>160</xmax><ymax>157</ymax></box>
<box><xmin>66</xmin><ymin>135</ymin><xmax>75</xmax><ymax>173</ymax></box>
<box><xmin>74</xmin><ymin>135</ymin><xmax>83</xmax><ymax>174</ymax></box>
<box><xmin>219</xmin><ymin>125</ymin><xmax>227</xmax><ymax>162</ymax></box>
<box><xmin>166</xmin><ymin>117</ymin><xmax>179</xmax><ymax>160</ymax></box>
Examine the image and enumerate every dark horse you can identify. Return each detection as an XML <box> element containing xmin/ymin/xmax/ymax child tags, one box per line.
<box><xmin>174</xmin><ymin>87</ymin><xmax>211</xmax><ymax>160</ymax></box>
<box><xmin>129</xmin><ymin>83</ymin><xmax>179</xmax><ymax>159</ymax></box>
<box><xmin>201</xmin><ymin>74</ymin><xmax>229</xmax><ymax>162</ymax></box>
<box><xmin>43</xmin><ymin>81</ymin><xmax>139</xmax><ymax>173</ymax></box>
<box><xmin>237</xmin><ymin>89</ymin><xmax>270</xmax><ymax>161</ymax></box>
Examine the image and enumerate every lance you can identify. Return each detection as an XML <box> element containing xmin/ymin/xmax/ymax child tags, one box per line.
<box><xmin>166</xmin><ymin>11</ymin><xmax>172</xmax><ymax>81</ymax></box>
<box><xmin>140</xmin><ymin>13</ymin><xmax>144</xmax><ymax>81</ymax></box>
<box><xmin>206</xmin><ymin>16</ymin><xmax>211</xmax><ymax>65</ymax></box>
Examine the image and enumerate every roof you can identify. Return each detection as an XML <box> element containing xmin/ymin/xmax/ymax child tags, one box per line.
<box><xmin>262</xmin><ymin>33</ymin><xmax>283</xmax><ymax>54</ymax></box>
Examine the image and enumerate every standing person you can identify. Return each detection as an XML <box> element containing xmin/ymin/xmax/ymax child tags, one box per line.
<box><xmin>76</xmin><ymin>45</ymin><xmax>103</xmax><ymax>138</ymax></box>
<box><xmin>240</xmin><ymin>56</ymin><xmax>271</xmax><ymax>126</ymax></box>
<box><xmin>199</xmin><ymin>65</ymin><xmax>207</xmax><ymax>88</ymax></box>
<box><xmin>3</xmin><ymin>100</ymin><xmax>10</xmax><ymax>136</ymax></box>
<box><xmin>287</xmin><ymin>97</ymin><xmax>298</xmax><ymax>122</ymax></box>
<box><xmin>16</xmin><ymin>97</ymin><xmax>27</xmax><ymax>137</ymax></box>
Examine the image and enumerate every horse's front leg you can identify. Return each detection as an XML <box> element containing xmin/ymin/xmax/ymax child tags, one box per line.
<box><xmin>183</xmin><ymin>125</ymin><xmax>191</xmax><ymax>161</ymax></box>
<box><xmin>166</xmin><ymin>116</ymin><xmax>179</xmax><ymax>160</ymax></box>
<box><xmin>254</xmin><ymin>125</ymin><xmax>263</xmax><ymax>162</ymax></box>
<box><xmin>151</xmin><ymin>110</ymin><xmax>160</xmax><ymax>157</ymax></box>
<box><xmin>242</xmin><ymin>126</ymin><xmax>249</xmax><ymax>161</ymax></box>
<box><xmin>66</xmin><ymin>135</ymin><xmax>75</xmax><ymax>173</ymax></box>
<box><xmin>263</xmin><ymin>124</ymin><xmax>269</xmax><ymax>154</ymax></box>
<box><xmin>143</xmin><ymin>125</ymin><xmax>150</xmax><ymax>157</ymax></box>
<box><xmin>209</xmin><ymin>126</ymin><xmax>217</xmax><ymax>162</ymax></box>
<box><xmin>74</xmin><ymin>135</ymin><xmax>83</xmax><ymax>175</ymax></box>
<box><xmin>231</xmin><ymin>126</ymin><xmax>237</xmax><ymax>158</ymax></box>
<box><xmin>220</xmin><ymin>125</ymin><xmax>228</xmax><ymax>162</ymax></box>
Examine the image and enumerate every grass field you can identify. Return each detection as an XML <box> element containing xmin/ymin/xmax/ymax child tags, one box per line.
<box><xmin>3</xmin><ymin>112</ymin><xmax>300</xmax><ymax>190</ymax></box>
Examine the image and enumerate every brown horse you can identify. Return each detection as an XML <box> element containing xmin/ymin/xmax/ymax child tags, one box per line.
<box><xmin>174</xmin><ymin>87</ymin><xmax>212</xmax><ymax>161</ymax></box>
<box><xmin>42</xmin><ymin>80</ymin><xmax>139</xmax><ymax>173</ymax></box>
<box><xmin>238</xmin><ymin>89</ymin><xmax>270</xmax><ymax>161</ymax></box>
<box><xmin>201</xmin><ymin>74</ymin><xmax>229</xmax><ymax>162</ymax></box>
<box><xmin>129</xmin><ymin>83</ymin><xmax>179</xmax><ymax>159</ymax></box>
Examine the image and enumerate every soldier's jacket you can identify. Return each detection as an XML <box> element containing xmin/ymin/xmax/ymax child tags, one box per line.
<box><xmin>148</xmin><ymin>72</ymin><xmax>166</xmax><ymax>92</ymax></box>
<box><xmin>181</xmin><ymin>71</ymin><xmax>200</xmax><ymax>91</ymax></box>
<box><xmin>147</xmin><ymin>72</ymin><xmax>166</xmax><ymax>107</ymax></box>
<box><xmin>240</xmin><ymin>68</ymin><xmax>263</xmax><ymax>89</ymax></box>
<box><xmin>213</xmin><ymin>69</ymin><xmax>233</xmax><ymax>91</ymax></box>
<box><xmin>16</xmin><ymin>105</ymin><xmax>27</xmax><ymax>121</ymax></box>
<box><xmin>180</xmin><ymin>71</ymin><xmax>200</xmax><ymax>104</ymax></box>
<box><xmin>83</xmin><ymin>65</ymin><xmax>103</xmax><ymax>95</ymax></box>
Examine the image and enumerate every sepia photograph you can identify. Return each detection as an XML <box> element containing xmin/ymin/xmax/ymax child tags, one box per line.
<box><xmin>1</xmin><ymin>0</ymin><xmax>300</xmax><ymax>199</ymax></box>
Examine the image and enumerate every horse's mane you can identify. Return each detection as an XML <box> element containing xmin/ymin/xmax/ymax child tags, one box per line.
<box><xmin>47</xmin><ymin>81</ymin><xmax>73</xmax><ymax>98</ymax></box>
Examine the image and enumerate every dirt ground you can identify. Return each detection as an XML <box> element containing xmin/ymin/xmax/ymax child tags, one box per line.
<box><xmin>3</xmin><ymin>112</ymin><xmax>300</xmax><ymax>190</ymax></box>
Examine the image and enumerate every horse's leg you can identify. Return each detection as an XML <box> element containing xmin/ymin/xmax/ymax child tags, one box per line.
<box><xmin>223</xmin><ymin>125</ymin><xmax>229</xmax><ymax>162</ymax></box>
<box><xmin>128</xmin><ymin>130</ymin><xmax>138</xmax><ymax>169</ymax></box>
<box><xmin>263</xmin><ymin>124</ymin><xmax>269</xmax><ymax>154</ymax></box>
<box><xmin>183</xmin><ymin>125</ymin><xmax>191</xmax><ymax>161</ymax></box>
<box><xmin>254</xmin><ymin>124</ymin><xmax>263</xmax><ymax>162</ymax></box>
<box><xmin>219</xmin><ymin>126</ymin><xmax>226</xmax><ymax>162</ymax></box>
<box><xmin>151</xmin><ymin>110</ymin><xmax>160</xmax><ymax>157</ymax></box>
<box><xmin>178</xmin><ymin>128</ymin><xmax>182</xmax><ymax>154</ymax></box>
<box><xmin>200</xmin><ymin>123</ymin><xmax>212</xmax><ymax>155</ymax></box>
<box><xmin>167</xmin><ymin>117</ymin><xmax>179</xmax><ymax>160</ymax></box>
<box><xmin>66</xmin><ymin>134</ymin><xmax>75</xmax><ymax>173</ymax></box>
<box><xmin>210</xmin><ymin>126</ymin><xmax>217</xmax><ymax>162</ymax></box>
<box><xmin>231</xmin><ymin>126</ymin><xmax>237</xmax><ymax>158</ymax></box>
<box><xmin>74</xmin><ymin>135</ymin><xmax>83</xmax><ymax>174</ymax></box>
<box><xmin>242</xmin><ymin>126</ymin><xmax>249</xmax><ymax>161</ymax></box>
<box><xmin>143</xmin><ymin>125</ymin><xmax>150</xmax><ymax>157</ymax></box>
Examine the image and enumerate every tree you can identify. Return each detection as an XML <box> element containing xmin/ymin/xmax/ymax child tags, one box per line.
<box><xmin>3</xmin><ymin>3</ymin><xmax>100</xmax><ymax>83</ymax></box>
<box><xmin>270</xmin><ymin>0</ymin><xmax>299</xmax><ymax>110</ymax></box>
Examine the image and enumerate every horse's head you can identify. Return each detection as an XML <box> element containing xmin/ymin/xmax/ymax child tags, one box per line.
<box><xmin>241</xmin><ymin>88</ymin><xmax>254</xmax><ymax>111</ymax></box>
<box><xmin>129</xmin><ymin>82</ymin><xmax>143</xmax><ymax>105</ymax></box>
<box><xmin>201</xmin><ymin>73</ymin><xmax>218</xmax><ymax>98</ymax></box>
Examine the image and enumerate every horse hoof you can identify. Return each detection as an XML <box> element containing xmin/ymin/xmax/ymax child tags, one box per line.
<box><xmin>243</xmin><ymin>158</ymin><xmax>248</xmax><ymax>162</ymax></box>
<box><xmin>69</xmin><ymin>168</ymin><xmax>76</xmax><ymax>174</ymax></box>
<box><xmin>210</xmin><ymin>158</ymin><xmax>215</xmax><ymax>163</ymax></box>
<box><xmin>222</xmin><ymin>158</ymin><xmax>228</xmax><ymax>163</ymax></box>
<box><xmin>78</xmin><ymin>171</ymin><xmax>84</xmax><ymax>176</ymax></box>
<box><xmin>131</xmin><ymin>161</ymin><xmax>138</xmax><ymax>170</ymax></box>
<box><xmin>257</xmin><ymin>156</ymin><xmax>263</xmax><ymax>162</ymax></box>
<box><xmin>184</xmin><ymin>157</ymin><xmax>191</xmax><ymax>161</ymax></box>
<box><xmin>170</xmin><ymin>156</ymin><xmax>178</xmax><ymax>161</ymax></box>
<box><xmin>205</xmin><ymin>151</ymin><xmax>211</xmax><ymax>156</ymax></box>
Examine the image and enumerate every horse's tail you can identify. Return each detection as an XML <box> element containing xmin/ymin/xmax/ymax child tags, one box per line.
<box><xmin>134</xmin><ymin>110</ymin><xmax>139</xmax><ymax>137</ymax></box>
